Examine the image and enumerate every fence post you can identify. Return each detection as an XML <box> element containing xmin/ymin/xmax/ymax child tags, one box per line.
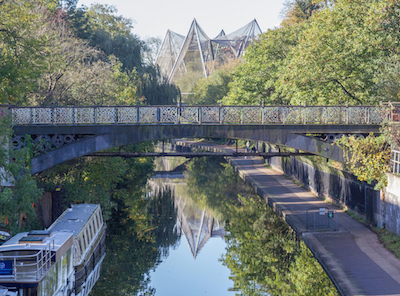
<box><xmin>94</xmin><ymin>104</ymin><xmax>97</xmax><ymax>124</ymax></box>
<box><xmin>219</xmin><ymin>101</ymin><xmax>223</xmax><ymax>125</ymax></box>
<box><xmin>136</xmin><ymin>102</ymin><xmax>139</xmax><ymax>124</ymax></box>
<box><xmin>261</xmin><ymin>100</ymin><xmax>264</xmax><ymax>124</ymax></box>
<box><xmin>177</xmin><ymin>102</ymin><xmax>180</xmax><ymax>124</ymax></box>
<box><xmin>199</xmin><ymin>107</ymin><xmax>202</xmax><ymax>124</ymax></box>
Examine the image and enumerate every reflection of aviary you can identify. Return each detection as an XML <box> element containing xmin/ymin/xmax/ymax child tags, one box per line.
<box><xmin>186</xmin><ymin>157</ymin><xmax>338</xmax><ymax>295</ymax></box>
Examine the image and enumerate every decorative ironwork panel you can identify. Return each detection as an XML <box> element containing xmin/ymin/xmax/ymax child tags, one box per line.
<box><xmin>303</xmin><ymin>107</ymin><xmax>323</xmax><ymax>124</ymax></box>
<box><xmin>139</xmin><ymin>107</ymin><xmax>157</xmax><ymax>123</ymax></box>
<box><xmin>282</xmin><ymin>107</ymin><xmax>301</xmax><ymax>123</ymax></box>
<box><xmin>33</xmin><ymin>108</ymin><xmax>52</xmax><ymax>124</ymax></box>
<box><xmin>222</xmin><ymin>107</ymin><xmax>240</xmax><ymax>123</ymax></box>
<box><xmin>348</xmin><ymin>107</ymin><xmax>367</xmax><ymax>124</ymax></box>
<box><xmin>97</xmin><ymin>107</ymin><xmax>116</xmax><ymax>124</ymax></box>
<box><xmin>262</xmin><ymin>107</ymin><xmax>280</xmax><ymax>123</ymax></box>
<box><xmin>117</xmin><ymin>107</ymin><xmax>137</xmax><ymax>123</ymax></box>
<box><xmin>180</xmin><ymin>107</ymin><xmax>199</xmax><ymax>123</ymax></box>
<box><xmin>12</xmin><ymin>108</ymin><xmax>31</xmax><ymax>124</ymax></box>
<box><xmin>54</xmin><ymin>108</ymin><xmax>73</xmax><ymax>124</ymax></box>
<box><xmin>242</xmin><ymin>107</ymin><xmax>261</xmax><ymax>123</ymax></box>
<box><xmin>368</xmin><ymin>106</ymin><xmax>386</xmax><ymax>124</ymax></box>
<box><xmin>322</xmin><ymin>107</ymin><xmax>343</xmax><ymax>124</ymax></box>
<box><xmin>75</xmin><ymin>108</ymin><xmax>95</xmax><ymax>124</ymax></box>
<box><xmin>201</xmin><ymin>107</ymin><xmax>219</xmax><ymax>123</ymax></box>
<box><xmin>160</xmin><ymin>107</ymin><xmax>178</xmax><ymax>123</ymax></box>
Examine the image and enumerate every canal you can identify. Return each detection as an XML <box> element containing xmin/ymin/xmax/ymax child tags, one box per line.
<box><xmin>91</xmin><ymin>157</ymin><xmax>339</xmax><ymax>296</ymax></box>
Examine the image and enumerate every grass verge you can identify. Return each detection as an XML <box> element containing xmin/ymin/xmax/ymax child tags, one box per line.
<box><xmin>374</xmin><ymin>227</ymin><xmax>400</xmax><ymax>259</ymax></box>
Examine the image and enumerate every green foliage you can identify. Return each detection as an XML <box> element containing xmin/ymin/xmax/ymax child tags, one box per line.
<box><xmin>223</xmin><ymin>24</ymin><xmax>303</xmax><ymax>106</ymax></box>
<box><xmin>337</xmin><ymin>133</ymin><xmax>391</xmax><ymax>190</ymax></box>
<box><xmin>374</xmin><ymin>227</ymin><xmax>400</xmax><ymax>260</ymax></box>
<box><xmin>35</xmin><ymin>143</ymin><xmax>155</xmax><ymax>221</ymax></box>
<box><xmin>77</xmin><ymin>3</ymin><xmax>144</xmax><ymax>72</ymax></box>
<box><xmin>68</xmin><ymin>3</ymin><xmax>180</xmax><ymax>106</ymax></box>
<box><xmin>187</xmin><ymin>61</ymin><xmax>239</xmax><ymax>105</ymax></box>
<box><xmin>224</xmin><ymin>0</ymin><xmax>400</xmax><ymax>106</ymax></box>
<box><xmin>0</xmin><ymin>116</ymin><xmax>43</xmax><ymax>233</ymax></box>
<box><xmin>0</xmin><ymin>0</ymin><xmax>53</xmax><ymax>104</ymax></box>
<box><xmin>281</xmin><ymin>0</ymin><xmax>328</xmax><ymax>26</ymax></box>
<box><xmin>137</xmin><ymin>66</ymin><xmax>180</xmax><ymax>105</ymax></box>
<box><xmin>282</xmin><ymin>0</ymin><xmax>394</xmax><ymax>104</ymax></box>
<box><xmin>91</xmin><ymin>177</ymin><xmax>180</xmax><ymax>295</ymax></box>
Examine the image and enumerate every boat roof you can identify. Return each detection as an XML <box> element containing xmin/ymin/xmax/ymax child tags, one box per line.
<box><xmin>47</xmin><ymin>204</ymin><xmax>100</xmax><ymax>237</ymax></box>
<box><xmin>0</xmin><ymin>231</ymin><xmax>72</xmax><ymax>254</ymax></box>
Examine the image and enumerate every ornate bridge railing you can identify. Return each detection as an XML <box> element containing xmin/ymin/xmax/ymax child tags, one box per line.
<box><xmin>10</xmin><ymin>105</ymin><xmax>388</xmax><ymax>125</ymax></box>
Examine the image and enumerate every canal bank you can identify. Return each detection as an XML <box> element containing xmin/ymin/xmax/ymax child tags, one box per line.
<box><xmin>174</xmin><ymin>140</ymin><xmax>400</xmax><ymax>296</ymax></box>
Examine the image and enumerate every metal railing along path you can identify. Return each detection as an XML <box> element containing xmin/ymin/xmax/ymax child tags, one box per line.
<box><xmin>10</xmin><ymin>105</ymin><xmax>389</xmax><ymax>125</ymax></box>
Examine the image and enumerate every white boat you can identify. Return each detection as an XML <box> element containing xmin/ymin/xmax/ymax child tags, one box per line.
<box><xmin>0</xmin><ymin>204</ymin><xmax>106</xmax><ymax>296</ymax></box>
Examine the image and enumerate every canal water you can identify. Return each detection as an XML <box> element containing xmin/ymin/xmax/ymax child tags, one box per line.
<box><xmin>91</xmin><ymin>157</ymin><xmax>338</xmax><ymax>296</ymax></box>
<box><xmin>146</xmin><ymin>178</ymin><xmax>235</xmax><ymax>296</ymax></box>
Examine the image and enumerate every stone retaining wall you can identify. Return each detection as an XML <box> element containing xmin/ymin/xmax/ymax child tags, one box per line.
<box><xmin>385</xmin><ymin>173</ymin><xmax>400</xmax><ymax>235</ymax></box>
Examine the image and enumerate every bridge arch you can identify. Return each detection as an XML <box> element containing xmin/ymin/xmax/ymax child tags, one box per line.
<box><xmin>26</xmin><ymin>125</ymin><xmax>346</xmax><ymax>174</ymax></box>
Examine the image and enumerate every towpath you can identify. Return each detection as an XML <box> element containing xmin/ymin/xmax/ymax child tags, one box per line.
<box><xmin>174</xmin><ymin>139</ymin><xmax>400</xmax><ymax>296</ymax></box>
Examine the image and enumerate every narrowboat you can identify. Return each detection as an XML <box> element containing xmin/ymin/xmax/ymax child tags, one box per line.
<box><xmin>0</xmin><ymin>204</ymin><xmax>106</xmax><ymax>296</ymax></box>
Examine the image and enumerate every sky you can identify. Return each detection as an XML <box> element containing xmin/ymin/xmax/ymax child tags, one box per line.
<box><xmin>77</xmin><ymin>0</ymin><xmax>287</xmax><ymax>40</ymax></box>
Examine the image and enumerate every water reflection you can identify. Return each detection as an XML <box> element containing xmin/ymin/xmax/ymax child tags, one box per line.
<box><xmin>147</xmin><ymin>178</ymin><xmax>235</xmax><ymax>295</ymax></box>
<box><xmin>92</xmin><ymin>156</ymin><xmax>338</xmax><ymax>296</ymax></box>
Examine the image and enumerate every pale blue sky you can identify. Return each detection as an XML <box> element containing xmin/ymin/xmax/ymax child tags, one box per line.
<box><xmin>149</xmin><ymin>237</ymin><xmax>235</xmax><ymax>295</ymax></box>
<box><xmin>77</xmin><ymin>0</ymin><xmax>286</xmax><ymax>40</ymax></box>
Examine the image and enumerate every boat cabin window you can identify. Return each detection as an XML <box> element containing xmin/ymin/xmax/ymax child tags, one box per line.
<box><xmin>92</xmin><ymin>220</ymin><xmax>97</xmax><ymax>233</ymax></box>
<box><xmin>79</xmin><ymin>239</ymin><xmax>83</xmax><ymax>255</ymax></box>
<box><xmin>86</xmin><ymin>229</ymin><xmax>90</xmax><ymax>244</ymax></box>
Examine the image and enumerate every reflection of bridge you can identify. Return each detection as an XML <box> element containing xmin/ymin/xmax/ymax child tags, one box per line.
<box><xmin>8</xmin><ymin>104</ymin><xmax>393</xmax><ymax>174</ymax></box>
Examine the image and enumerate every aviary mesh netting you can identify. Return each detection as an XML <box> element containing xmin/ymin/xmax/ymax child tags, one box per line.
<box><xmin>155</xmin><ymin>19</ymin><xmax>262</xmax><ymax>83</ymax></box>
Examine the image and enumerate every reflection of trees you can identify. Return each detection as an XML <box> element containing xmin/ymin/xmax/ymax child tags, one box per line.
<box><xmin>148</xmin><ymin>186</ymin><xmax>181</xmax><ymax>258</ymax></box>
<box><xmin>91</xmin><ymin>177</ymin><xmax>180</xmax><ymax>295</ymax></box>
<box><xmin>91</xmin><ymin>192</ymin><xmax>159</xmax><ymax>296</ymax></box>
<box><xmin>186</xmin><ymin>157</ymin><xmax>339</xmax><ymax>296</ymax></box>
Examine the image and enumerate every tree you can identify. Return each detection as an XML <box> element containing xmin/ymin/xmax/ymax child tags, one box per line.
<box><xmin>143</xmin><ymin>37</ymin><xmax>162</xmax><ymax>67</ymax></box>
<box><xmin>223</xmin><ymin>24</ymin><xmax>304</xmax><ymax>106</ymax></box>
<box><xmin>73</xmin><ymin>4</ymin><xmax>144</xmax><ymax>73</ymax></box>
<box><xmin>0</xmin><ymin>0</ymin><xmax>56</xmax><ymax>104</ymax></box>
<box><xmin>137</xmin><ymin>66</ymin><xmax>180</xmax><ymax>105</ymax></box>
<box><xmin>280</xmin><ymin>0</ymin><xmax>328</xmax><ymax>26</ymax></box>
<box><xmin>281</xmin><ymin>0</ymin><xmax>400</xmax><ymax>105</ymax></box>
<box><xmin>187</xmin><ymin>60</ymin><xmax>239</xmax><ymax>105</ymax></box>
<box><xmin>337</xmin><ymin>133</ymin><xmax>391</xmax><ymax>190</ymax></box>
<box><xmin>0</xmin><ymin>116</ymin><xmax>43</xmax><ymax>234</ymax></box>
